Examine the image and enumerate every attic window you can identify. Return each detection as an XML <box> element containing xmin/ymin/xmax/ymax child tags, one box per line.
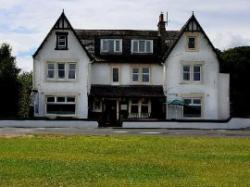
<box><xmin>188</xmin><ymin>37</ymin><xmax>196</xmax><ymax>49</ymax></box>
<box><xmin>56</xmin><ymin>32</ymin><xmax>68</xmax><ymax>50</ymax></box>
<box><xmin>131</xmin><ymin>40</ymin><xmax>153</xmax><ymax>54</ymax></box>
<box><xmin>101</xmin><ymin>39</ymin><xmax>122</xmax><ymax>53</ymax></box>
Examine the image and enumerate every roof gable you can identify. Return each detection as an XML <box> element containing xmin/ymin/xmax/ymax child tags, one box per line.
<box><xmin>33</xmin><ymin>11</ymin><xmax>93</xmax><ymax>59</ymax></box>
<box><xmin>162</xmin><ymin>14</ymin><xmax>219</xmax><ymax>62</ymax></box>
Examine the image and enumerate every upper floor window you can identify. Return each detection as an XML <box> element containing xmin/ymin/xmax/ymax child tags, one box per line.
<box><xmin>188</xmin><ymin>37</ymin><xmax>196</xmax><ymax>49</ymax></box>
<box><xmin>131</xmin><ymin>67</ymin><xmax>150</xmax><ymax>83</ymax></box>
<box><xmin>56</xmin><ymin>32</ymin><xmax>68</xmax><ymax>50</ymax></box>
<box><xmin>112</xmin><ymin>67</ymin><xmax>119</xmax><ymax>83</ymax></box>
<box><xmin>182</xmin><ymin>64</ymin><xmax>201</xmax><ymax>82</ymax></box>
<box><xmin>186</xmin><ymin>33</ymin><xmax>199</xmax><ymax>51</ymax></box>
<box><xmin>47</xmin><ymin>62</ymin><xmax>76</xmax><ymax>81</ymax></box>
<box><xmin>101</xmin><ymin>39</ymin><xmax>122</xmax><ymax>53</ymax></box>
<box><xmin>131</xmin><ymin>40</ymin><xmax>153</xmax><ymax>54</ymax></box>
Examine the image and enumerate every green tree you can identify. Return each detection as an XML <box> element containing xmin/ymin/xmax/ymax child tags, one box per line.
<box><xmin>18</xmin><ymin>72</ymin><xmax>32</xmax><ymax>118</ymax></box>
<box><xmin>0</xmin><ymin>43</ymin><xmax>20</xmax><ymax>118</ymax></box>
<box><xmin>219</xmin><ymin>46</ymin><xmax>250</xmax><ymax>117</ymax></box>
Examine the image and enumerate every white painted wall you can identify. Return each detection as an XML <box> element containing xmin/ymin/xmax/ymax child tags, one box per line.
<box><xmin>33</xmin><ymin>29</ymin><xmax>91</xmax><ymax>119</ymax></box>
<box><xmin>91</xmin><ymin>63</ymin><xmax>163</xmax><ymax>85</ymax></box>
<box><xmin>164</xmin><ymin>31</ymin><xmax>228</xmax><ymax>119</ymax></box>
<box><xmin>218</xmin><ymin>73</ymin><xmax>230</xmax><ymax>119</ymax></box>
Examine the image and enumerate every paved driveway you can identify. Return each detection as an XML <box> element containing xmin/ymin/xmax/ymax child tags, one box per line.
<box><xmin>0</xmin><ymin>127</ymin><xmax>250</xmax><ymax>138</ymax></box>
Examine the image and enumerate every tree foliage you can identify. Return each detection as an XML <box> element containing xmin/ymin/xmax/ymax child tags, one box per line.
<box><xmin>0</xmin><ymin>43</ymin><xmax>20</xmax><ymax>118</ymax></box>
<box><xmin>18</xmin><ymin>72</ymin><xmax>32</xmax><ymax>118</ymax></box>
<box><xmin>219</xmin><ymin>46</ymin><xmax>250</xmax><ymax>117</ymax></box>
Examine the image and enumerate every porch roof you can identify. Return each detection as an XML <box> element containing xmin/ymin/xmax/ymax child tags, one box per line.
<box><xmin>90</xmin><ymin>85</ymin><xmax>165</xmax><ymax>98</ymax></box>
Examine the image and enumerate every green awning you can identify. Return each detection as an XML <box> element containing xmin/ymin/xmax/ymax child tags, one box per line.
<box><xmin>167</xmin><ymin>99</ymin><xmax>185</xmax><ymax>106</ymax></box>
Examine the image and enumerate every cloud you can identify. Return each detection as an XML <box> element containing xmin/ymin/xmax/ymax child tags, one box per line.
<box><xmin>0</xmin><ymin>0</ymin><xmax>250</xmax><ymax>72</ymax></box>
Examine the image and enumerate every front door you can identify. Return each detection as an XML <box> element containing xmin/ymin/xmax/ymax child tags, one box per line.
<box><xmin>100</xmin><ymin>100</ymin><xmax>117</xmax><ymax>127</ymax></box>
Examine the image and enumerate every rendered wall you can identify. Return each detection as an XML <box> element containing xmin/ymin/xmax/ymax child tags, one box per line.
<box><xmin>33</xmin><ymin>30</ymin><xmax>91</xmax><ymax>119</ymax></box>
<box><xmin>164</xmin><ymin>31</ymin><xmax>221</xmax><ymax>119</ymax></box>
<box><xmin>218</xmin><ymin>73</ymin><xmax>230</xmax><ymax>119</ymax></box>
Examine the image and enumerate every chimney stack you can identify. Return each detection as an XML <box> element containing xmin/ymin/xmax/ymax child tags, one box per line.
<box><xmin>158</xmin><ymin>12</ymin><xmax>166</xmax><ymax>34</ymax></box>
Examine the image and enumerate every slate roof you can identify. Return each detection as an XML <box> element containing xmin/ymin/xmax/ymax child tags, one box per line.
<box><xmin>90</xmin><ymin>85</ymin><xmax>165</xmax><ymax>98</ymax></box>
<box><xmin>75</xmin><ymin>29</ymin><xmax>179</xmax><ymax>63</ymax></box>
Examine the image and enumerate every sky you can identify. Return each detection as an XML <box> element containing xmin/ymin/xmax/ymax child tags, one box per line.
<box><xmin>0</xmin><ymin>0</ymin><xmax>250</xmax><ymax>72</ymax></box>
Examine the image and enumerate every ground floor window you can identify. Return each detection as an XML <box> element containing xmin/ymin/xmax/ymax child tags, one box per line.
<box><xmin>129</xmin><ymin>99</ymin><xmax>151</xmax><ymax>119</ymax></box>
<box><xmin>46</xmin><ymin>96</ymin><xmax>76</xmax><ymax>115</ymax></box>
<box><xmin>183</xmin><ymin>98</ymin><xmax>202</xmax><ymax>117</ymax></box>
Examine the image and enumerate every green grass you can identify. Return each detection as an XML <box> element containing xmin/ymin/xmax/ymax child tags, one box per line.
<box><xmin>0</xmin><ymin>135</ymin><xmax>249</xmax><ymax>187</ymax></box>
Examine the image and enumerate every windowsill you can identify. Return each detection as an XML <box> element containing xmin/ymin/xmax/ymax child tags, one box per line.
<box><xmin>185</xmin><ymin>48</ymin><xmax>199</xmax><ymax>52</ymax></box>
<box><xmin>46</xmin><ymin>78</ymin><xmax>77</xmax><ymax>82</ymax></box>
<box><xmin>100</xmin><ymin>52</ymin><xmax>122</xmax><ymax>55</ymax></box>
<box><xmin>55</xmin><ymin>48</ymin><xmax>68</xmax><ymax>50</ymax></box>
<box><xmin>131</xmin><ymin>52</ymin><xmax>153</xmax><ymax>55</ymax></box>
<box><xmin>131</xmin><ymin>82</ymin><xmax>151</xmax><ymax>85</ymax></box>
<box><xmin>180</xmin><ymin>80</ymin><xmax>202</xmax><ymax>85</ymax></box>
<box><xmin>45</xmin><ymin>113</ymin><xmax>76</xmax><ymax>117</ymax></box>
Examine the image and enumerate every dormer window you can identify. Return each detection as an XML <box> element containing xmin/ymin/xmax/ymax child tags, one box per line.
<box><xmin>131</xmin><ymin>40</ymin><xmax>153</xmax><ymax>54</ymax></box>
<box><xmin>100</xmin><ymin>39</ymin><xmax>122</xmax><ymax>53</ymax></box>
<box><xmin>56</xmin><ymin>32</ymin><xmax>68</xmax><ymax>50</ymax></box>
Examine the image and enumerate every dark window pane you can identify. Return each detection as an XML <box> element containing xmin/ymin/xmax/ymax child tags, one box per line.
<box><xmin>47</xmin><ymin>97</ymin><xmax>55</xmax><ymax>102</ymax></box>
<box><xmin>193</xmin><ymin>65</ymin><xmax>201</xmax><ymax>81</ymax></box>
<box><xmin>115</xmin><ymin>40</ymin><xmax>120</xmax><ymax>52</ymax></box>
<box><xmin>146</xmin><ymin>41</ymin><xmax>151</xmax><ymax>53</ymax></box>
<box><xmin>58</xmin><ymin>64</ymin><xmax>65</xmax><ymax>78</ymax></box>
<box><xmin>142</xmin><ymin>74</ymin><xmax>149</xmax><ymax>82</ymax></box>
<box><xmin>113</xmin><ymin>68</ymin><xmax>119</xmax><ymax>82</ymax></box>
<box><xmin>57</xmin><ymin>97</ymin><xmax>65</xmax><ymax>102</ymax></box>
<box><xmin>183</xmin><ymin>66</ymin><xmax>190</xmax><ymax>81</ymax></box>
<box><xmin>139</xmin><ymin>40</ymin><xmax>145</xmax><ymax>52</ymax></box>
<box><xmin>67</xmin><ymin>97</ymin><xmax>75</xmax><ymax>102</ymax></box>
<box><xmin>188</xmin><ymin>37</ymin><xmax>195</xmax><ymax>49</ymax></box>
<box><xmin>131</xmin><ymin>105</ymin><xmax>139</xmax><ymax>113</ymax></box>
<box><xmin>132</xmin><ymin>68</ymin><xmax>139</xmax><ymax>81</ymax></box>
<box><xmin>133</xmin><ymin>41</ymin><xmax>139</xmax><ymax>53</ymax></box>
<box><xmin>47</xmin><ymin>104</ymin><xmax>75</xmax><ymax>115</ymax></box>
<box><xmin>141</xmin><ymin>105</ymin><xmax>149</xmax><ymax>113</ymax></box>
<box><xmin>184</xmin><ymin>105</ymin><xmax>201</xmax><ymax>117</ymax></box>
<box><xmin>68</xmin><ymin>64</ymin><xmax>76</xmax><ymax>79</ymax></box>
<box><xmin>194</xmin><ymin>73</ymin><xmax>200</xmax><ymax>81</ymax></box>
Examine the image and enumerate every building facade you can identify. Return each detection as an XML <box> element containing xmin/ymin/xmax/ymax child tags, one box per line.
<box><xmin>33</xmin><ymin>12</ymin><xmax>230</xmax><ymax>125</ymax></box>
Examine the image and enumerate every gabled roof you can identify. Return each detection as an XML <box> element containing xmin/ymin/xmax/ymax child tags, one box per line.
<box><xmin>33</xmin><ymin>11</ymin><xmax>93</xmax><ymax>60</ymax></box>
<box><xmin>161</xmin><ymin>14</ymin><xmax>220</xmax><ymax>62</ymax></box>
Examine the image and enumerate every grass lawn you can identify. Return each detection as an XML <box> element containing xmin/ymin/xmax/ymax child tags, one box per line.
<box><xmin>0</xmin><ymin>135</ymin><xmax>249</xmax><ymax>187</ymax></box>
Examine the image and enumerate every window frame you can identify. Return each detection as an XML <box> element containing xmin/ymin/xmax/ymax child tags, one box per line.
<box><xmin>131</xmin><ymin>66</ymin><xmax>150</xmax><ymax>84</ymax></box>
<box><xmin>46</xmin><ymin>96</ymin><xmax>76</xmax><ymax>116</ymax></box>
<box><xmin>46</xmin><ymin>62</ymin><xmax>77</xmax><ymax>81</ymax></box>
<box><xmin>129</xmin><ymin>99</ymin><xmax>151</xmax><ymax>119</ymax></box>
<box><xmin>100</xmin><ymin>39</ymin><xmax>122</xmax><ymax>53</ymax></box>
<box><xmin>183</xmin><ymin>97</ymin><xmax>203</xmax><ymax>118</ymax></box>
<box><xmin>55</xmin><ymin>32</ymin><xmax>68</xmax><ymax>50</ymax></box>
<box><xmin>131</xmin><ymin>40</ymin><xmax>153</xmax><ymax>54</ymax></box>
<box><xmin>185</xmin><ymin>32</ymin><xmax>199</xmax><ymax>52</ymax></box>
<box><xmin>181</xmin><ymin>63</ymin><xmax>202</xmax><ymax>83</ymax></box>
<box><xmin>111</xmin><ymin>66</ymin><xmax>120</xmax><ymax>84</ymax></box>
